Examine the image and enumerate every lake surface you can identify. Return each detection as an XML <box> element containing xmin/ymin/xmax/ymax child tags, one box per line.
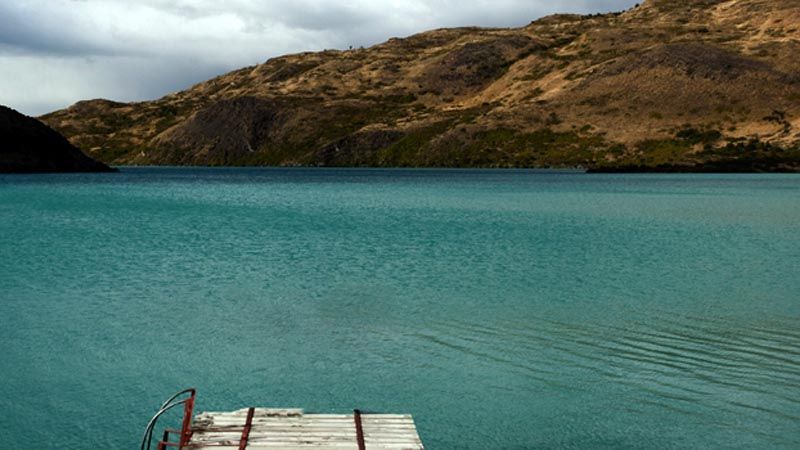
<box><xmin>1</xmin><ymin>168</ymin><xmax>798</xmax><ymax>449</ymax></box>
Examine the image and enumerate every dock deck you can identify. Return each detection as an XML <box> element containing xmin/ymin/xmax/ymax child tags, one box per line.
<box><xmin>184</xmin><ymin>408</ymin><xmax>424</xmax><ymax>449</ymax></box>
<box><xmin>146</xmin><ymin>391</ymin><xmax>424</xmax><ymax>450</ymax></box>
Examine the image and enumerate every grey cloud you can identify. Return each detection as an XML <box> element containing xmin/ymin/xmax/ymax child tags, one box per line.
<box><xmin>261</xmin><ymin>1</ymin><xmax>376</xmax><ymax>31</ymax></box>
<box><xmin>0</xmin><ymin>3</ymin><xmax>109</xmax><ymax>56</ymax></box>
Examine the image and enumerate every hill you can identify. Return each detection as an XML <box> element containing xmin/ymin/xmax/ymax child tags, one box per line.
<box><xmin>40</xmin><ymin>0</ymin><xmax>800</xmax><ymax>171</ymax></box>
<box><xmin>0</xmin><ymin>105</ymin><xmax>114</xmax><ymax>173</ymax></box>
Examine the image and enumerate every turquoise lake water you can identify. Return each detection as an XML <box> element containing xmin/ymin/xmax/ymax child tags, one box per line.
<box><xmin>1</xmin><ymin>168</ymin><xmax>799</xmax><ymax>449</ymax></box>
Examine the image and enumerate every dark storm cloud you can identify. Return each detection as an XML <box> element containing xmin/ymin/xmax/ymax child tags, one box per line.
<box><xmin>0</xmin><ymin>2</ymin><xmax>110</xmax><ymax>56</ymax></box>
<box><xmin>0</xmin><ymin>0</ymin><xmax>637</xmax><ymax>115</ymax></box>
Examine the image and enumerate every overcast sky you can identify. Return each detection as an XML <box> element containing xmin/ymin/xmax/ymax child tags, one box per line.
<box><xmin>0</xmin><ymin>0</ymin><xmax>636</xmax><ymax>116</ymax></box>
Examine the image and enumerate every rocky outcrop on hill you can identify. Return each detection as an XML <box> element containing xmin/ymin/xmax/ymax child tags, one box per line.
<box><xmin>0</xmin><ymin>105</ymin><xmax>114</xmax><ymax>173</ymax></box>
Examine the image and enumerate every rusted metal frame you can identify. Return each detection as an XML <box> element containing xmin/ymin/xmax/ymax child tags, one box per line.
<box><xmin>156</xmin><ymin>429</ymin><xmax>182</xmax><ymax>450</ymax></box>
<box><xmin>235</xmin><ymin>407</ymin><xmax>256</xmax><ymax>450</ymax></box>
<box><xmin>179</xmin><ymin>393</ymin><xmax>196</xmax><ymax>447</ymax></box>
<box><xmin>145</xmin><ymin>399</ymin><xmax>191</xmax><ymax>450</ymax></box>
<box><xmin>354</xmin><ymin>409</ymin><xmax>366</xmax><ymax>450</ymax></box>
<box><xmin>146</xmin><ymin>389</ymin><xmax>196</xmax><ymax>450</ymax></box>
<box><xmin>159</xmin><ymin>394</ymin><xmax>195</xmax><ymax>449</ymax></box>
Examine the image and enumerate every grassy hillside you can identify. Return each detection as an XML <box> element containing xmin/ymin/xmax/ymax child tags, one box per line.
<box><xmin>41</xmin><ymin>0</ymin><xmax>800</xmax><ymax>171</ymax></box>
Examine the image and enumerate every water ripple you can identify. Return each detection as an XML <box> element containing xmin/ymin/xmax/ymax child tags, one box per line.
<box><xmin>410</xmin><ymin>312</ymin><xmax>800</xmax><ymax>425</ymax></box>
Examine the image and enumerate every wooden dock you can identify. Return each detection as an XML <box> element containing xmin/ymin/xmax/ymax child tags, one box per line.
<box><xmin>145</xmin><ymin>390</ymin><xmax>424</xmax><ymax>450</ymax></box>
<box><xmin>184</xmin><ymin>407</ymin><xmax>424</xmax><ymax>449</ymax></box>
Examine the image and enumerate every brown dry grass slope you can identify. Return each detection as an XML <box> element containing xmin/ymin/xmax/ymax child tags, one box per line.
<box><xmin>40</xmin><ymin>0</ymin><xmax>800</xmax><ymax>171</ymax></box>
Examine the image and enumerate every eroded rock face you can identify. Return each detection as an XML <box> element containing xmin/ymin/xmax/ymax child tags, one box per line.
<box><xmin>152</xmin><ymin>97</ymin><xmax>284</xmax><ymax>165</ymax></box>
<box><xmin>418</xmin><ymin>36</ymin><xmax>542</xmax><ymax>95</ymax></box>
<box><xmin>588</xmin><ymin>43</ymin><xmax>776</xmax><ymax>81</ymax></box>
<box><xmin>315</xmin><ymin>130</ymin><xmax>406</xmax><ymax>166</ymax></box>
<box><xmin>0</xmin><ymin>105</ymin><xmax>114</xmax><ymax>173</ymax></box>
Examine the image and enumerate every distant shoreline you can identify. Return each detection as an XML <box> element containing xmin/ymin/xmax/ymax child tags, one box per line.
<box><xmin>6</xmin><ymin>165</ymin><xmax>796</xmax><ymax>174</ymax></box>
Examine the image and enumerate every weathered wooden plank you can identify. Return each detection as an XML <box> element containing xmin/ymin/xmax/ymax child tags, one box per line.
<box><xmin>199</xmin><ymin>415</ymin><xmax>412</xmax><ymax>421</ymax></box>
<box><xmin>189</xmin><ymin>445</ymin><xmax>421</xmax><ymax>449</ymax></box>
<box><xmin>194</xmin><ymin>431</ymin><xmax>417</xmax><ymax>437</ymax></box>
<box><xmin>194</xmin><ymin>425</ymin><xmax>416</xmax><ymax>432</ymax></box>
<box><xmin>202</xmin><ymin>414</ymin><xmax>411</xmax><ymax>417</ymax></box>
<box><xmin>200</xmin><ymin>412</ymin><xmax>409</xmax><ymax>419</ymax></box>
<box><xmin>192</xmin><ymin>439</ymin><xmax>421</xmax><ymax>445</ymax></box>
<box><xmin>195</xmin><ymin>423</ymin><xmax>417</xmax><ymax>427</ymax></box>
<box><xmin>198</xmin><ymin>422</ymin><xmax>416</xmax><ymax>427</ymax></box>
<box><xmin>195</xmin><ymin>423</ymin><xmax>417</xmax><ymax>429</ymax></box>
<box><xmin>194</xmin><ymin>427</ymin><xmax>416</xmax><ymax>432</ymax></box>
<box><xmin>189</xmin><ymin>439</ymin><xmax>423</xmax><ymax>447</ymax></box>
<box><xmin>195</xmin><ymin>432</ymin><xmax>419</xmax><ymax>436</ymax></box>
<box><xmin>192</xmin><ymin>436</ymin><xmax>420</xmax><ymax>442</ymax></box>
<box><xmin>190</xmin><ymin>442</ymin><xmax>421</xmax><ymax>447</ymax></box>
<box><xmin>192</xmin><ymin>436</ymin><xmax>420</xmax><ymax>443</ymax></box>
<box><xmin>194</xmin><ymin>430</ymin><xmax>417</xmax><ymax>436</ymax></box>
<box><xmin>195</xmin><ymin>426</ymin><xmax>415</xmax><ymax>432</ymax></box>
<box><xmin>190</xmin><ymin>439</ymin><xmax>422</xmax><ymax>445</ymax></box>
<box><xmin>198</xmin><ymin>416</ymin><xmax>414</xmax><ymax>421</ymax></box>
<box><xmin>197</xmin><ymin>409</ymin><xmax>304</xmax><ymax>417</ymax></box>
<box><xmin>191</xmin><ymin>445</ymin><xmax>421</xmax><ymax>448</ymax></box>
<box><xmin>188</xmin><ymin>409</ymin><xmax>422</xmax><ymax>449</ymax></box>
<box><xmin>199</xmin><ymin>419</ymin><xmax>416</xmax><ymax>424</ymax></box>
<box><xmin>199</xmin><ymin>419</ymin><xmax>416</xmax><ymax>426</ymax></box>
<box><xmin>192</xmin><ymin>432</ymin><xmax>418</xmax><ymax>438</ymax></box>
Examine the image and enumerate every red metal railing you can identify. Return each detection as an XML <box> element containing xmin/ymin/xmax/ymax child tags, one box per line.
<box><xmin>141</xmin><ymin>388</ymin><xmax>196</xmax><ymax>450</ymax></box>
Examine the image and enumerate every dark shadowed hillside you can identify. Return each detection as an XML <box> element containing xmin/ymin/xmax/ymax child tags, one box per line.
<box><xmin>0</xmin><ymin>105</ymin><xmax>114</xmax><ymax>173</ymax></box>
<box><xmin>41</xmin><ymin>0</ymin><xmax>800</xmax><ymax>171</ymax></box>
